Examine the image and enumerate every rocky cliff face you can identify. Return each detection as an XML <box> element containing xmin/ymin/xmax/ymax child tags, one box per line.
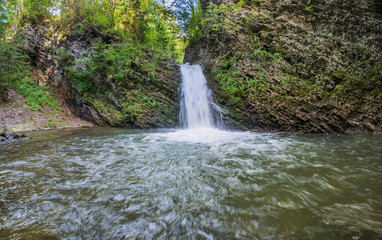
<box><xmin>22</xmin><ymin>23</ymin><xmax>180</xmax><ymax>129</ymax></box>
<box><xmin>185</xmin><ymin>0</ymin><xmax>382</xmax><ymax>133</ymax></box>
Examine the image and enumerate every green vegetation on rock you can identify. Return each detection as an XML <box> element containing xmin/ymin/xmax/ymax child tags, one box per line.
<box><xmin>185</xmin><ymin>0</ymin><xmax>382</xmax><ymax>133</ymax></box>
<box><xmin>0</xmin><ymin>37</ymin><xmax>60</xmax><ymax>111</ymax></box>
<box><xmin>0</xmin><ymin>0</ymin><xmax>187</xmax><ymax>129</ymax></box>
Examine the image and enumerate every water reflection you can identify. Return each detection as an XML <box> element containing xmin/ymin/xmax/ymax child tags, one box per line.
<box><xmin>0</xmin><ymin>128</ymin><xmax>381</xmax><ymax>239</ymax></box>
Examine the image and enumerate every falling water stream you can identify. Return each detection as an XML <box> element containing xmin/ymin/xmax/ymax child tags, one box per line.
<box><xmin>0</xmin><ymin>65</ymin><xmax>382</xmax><ymax>239</ymax></box>
<box><xmin>179</xmin><ymin>63</ymin><xmax>219</xmax><ymax>129</ymax></box>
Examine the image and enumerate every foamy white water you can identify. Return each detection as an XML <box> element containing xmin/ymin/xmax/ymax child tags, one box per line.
<box><xmin>176</xmin><ymin>63</ymin><xmax>227</xmax><ymax>143</ymax></box>
<box><xmin>179</xmin><ymin>63</ymin><xmax>217</xmax><ymax>129</ymax></box>
<box><xmin>165</xmin><ymin>128</ymin><xmax>239</xmax><ymax>144</ymax></box>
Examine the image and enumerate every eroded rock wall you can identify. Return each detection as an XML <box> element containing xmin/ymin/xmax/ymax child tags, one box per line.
<box><xmin>22</xmin><ymin>23</ymin><xmax>180</xmax><ymax>129</ymax></box>
<box><xmin>185</xmin><ymin>0</ymin><xmax>382</xmax><ymax>133</ymax></box>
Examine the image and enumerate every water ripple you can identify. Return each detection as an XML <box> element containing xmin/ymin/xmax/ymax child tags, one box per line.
<box><xmin>0</xmin><ymin>128</ymin><xmax>381</xmax><ymax>239</ymax></box>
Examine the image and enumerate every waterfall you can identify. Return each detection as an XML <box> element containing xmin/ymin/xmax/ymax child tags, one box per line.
<box><xmin>179</xmin><ymin>63</ymin><xmax>223</xmax><ymax>129</ymax></box>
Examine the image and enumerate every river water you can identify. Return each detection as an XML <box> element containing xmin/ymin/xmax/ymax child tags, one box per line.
<box><xmin>1</xmin><ymin>128</ymin><xmax>382</xmax><ymax>239</ymax></box>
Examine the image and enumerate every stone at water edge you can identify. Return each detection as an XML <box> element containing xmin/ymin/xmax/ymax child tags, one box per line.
<box><xmin>0</xmin><ymin>125</ymin><xmax>7</xmax><ymax>137</ymax></box>
<box><xmin>0</xmin><ymin>125</ymin><xmax>29</xmax><ymax>140</ymax></box>
<box><xmin>11</xmin><ymin>133</ymin><xmax>28</xmax><ymax>139</ymax></box>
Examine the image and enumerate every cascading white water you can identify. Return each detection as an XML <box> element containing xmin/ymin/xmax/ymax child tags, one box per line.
<box><xmin>179</xmin><ymin>63</ymin><xmax>219</xmax><ymax>129</ymax></box>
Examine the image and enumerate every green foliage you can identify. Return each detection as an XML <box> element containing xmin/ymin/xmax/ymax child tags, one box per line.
<box><xmin>142</xmin><ymin>2</ymin><xmax>184</xmax><ymax>61</ymax></box>
<box><xmin>22</xmin><ymin>0</ymin><xmax>55</xmax><ymax>23</ymax></box>
<box><xmin>15</xmin><ymin>78</ymin><xmax>60</xmax><ymax>111</ymax></box>
<box><xmin>0</xmin><ymin>38</ymin><xmax>60</xmax><ymax>111</ymax></box>
<box><xmin>63</xmin><ymin>0</ymin><xmax>184</xmax><ymax>61</ymax></box>
<box><xmin>0</xmin><ymin>0</ymin><xmax>10</xmax><ymax>38</ymax></box>
<box><xmin>2</xmin><ymin>0</ymin><xmax>187</xmax><ymax>62</ymax></box>
<box><xmin>236</xmin><ymin>0</ymin><xmax>244</xmax><ymax>8</ymax></box>
<box><xmin>214</xmin><ymin>61</ymin><xmax>271</xmax><ymax>104</ymax></box>
<box><xmin>185</xmin><ymin>0</ymin><xmax>203</xmax><ymax>42</ymax></box>
<box><xmin>200</xmin><ymin>1</ymin><xmax>247</xmax><ymax>34</ymax></box>
<box><xmin>213</xmin><ymin>57</ymin><xmax>243</xmax><ymax>102</ymax></box>
<box><xmin>120</xmin><ymin>92</ymin><xmax>158</xmax><ymax>122</ymax></box>
<box><xmin>66</xmin><ymin>39</ymin><xmax>163</xmax><ymax>95</ymax></box>
<box><xmin>202</xmin><ymin>3</ymin><xmax>235</xmax><ymax>32</ymax></box>
<box><xmin>62</xmin><ymin>35</ymin><xmax>179</xmax><ymax>126</ymax></box>
<box><xmin>305</xmin><ymin>5</ymin><xmax>314</xmax><ymax>11</ymax></box>
<box><xmin>59</xmin><ymin>0</ymin><xmax>118</xmax><ymax>29</ymax></box>
<box><xmin>0</xmin><ymin>0</ymin><xmax>180</xmax><ymax>128</ymax></box>
<box><xmin>327</xmin><ymin>61</ymin><xmax>382</xmax><ymax>99</ymax></box>
<box><xmin>45</xmin><ymin>118</ymin><xmax>57</xmax><ymax>128</ymax></box>
<box><xmin>169</xmin><ymin>0</ymin><xmax>198</xmax><ymax>34</ymax></box>
<box><xmin>173</xmin><ymin>0</ymin><xmax>245</xmax><ymax>43</ymax></box>
<box><xmin>251</xmin><ymin>48</ymin><xmax>283</xmax><ymax>65</ymax></box>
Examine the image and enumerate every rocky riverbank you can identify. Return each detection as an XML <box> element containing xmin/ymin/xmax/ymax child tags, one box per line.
<box><xmin>0</xmin><ymin>88</ymin><xmax>94</xmax><ymax>138</ymax></box>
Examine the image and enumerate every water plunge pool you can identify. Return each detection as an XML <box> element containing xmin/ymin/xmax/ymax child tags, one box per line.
<box><xmin>1</xmin><ymin>128</ymin><xmax>381</xmax><ymax>239</ymax></box>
